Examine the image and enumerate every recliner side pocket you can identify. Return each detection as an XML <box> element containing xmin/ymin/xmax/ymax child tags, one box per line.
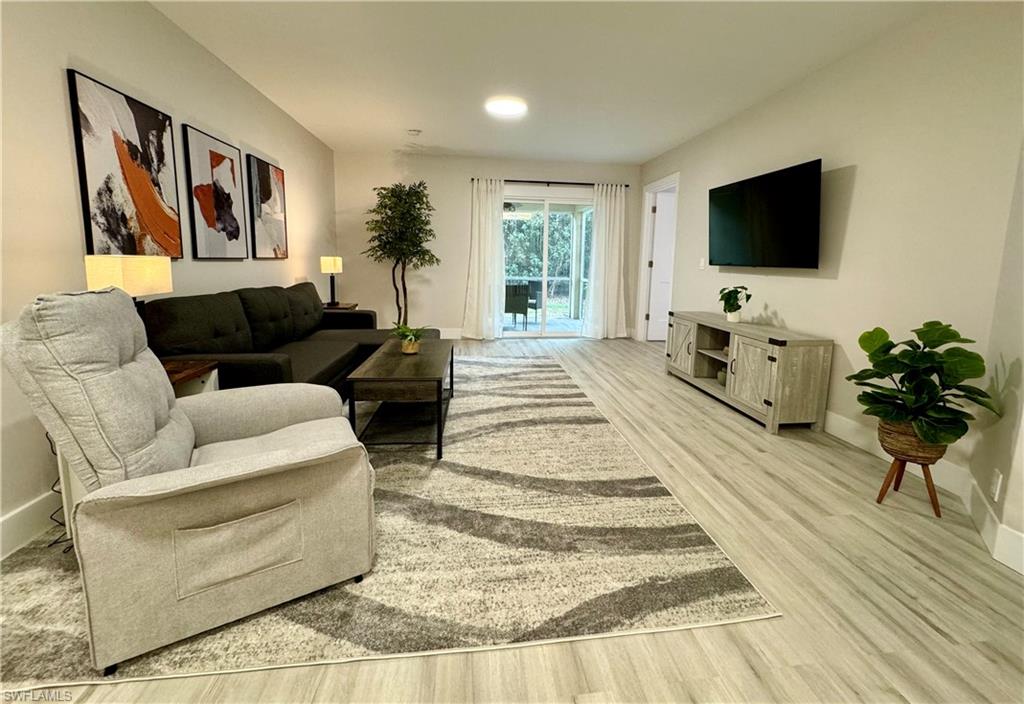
<box><xmin>173</xmin><ymin>500</ymin><xmax>303</xmax><ymax>599</ymax></box>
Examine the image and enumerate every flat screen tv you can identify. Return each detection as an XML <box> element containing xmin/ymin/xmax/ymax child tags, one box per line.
<box><xmin>708</xmin><ymin>158</ymin><xmax>821</xmax><ymax>268</ymax></box>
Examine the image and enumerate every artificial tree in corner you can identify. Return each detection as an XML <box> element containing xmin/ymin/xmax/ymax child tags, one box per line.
<box><xmin>846</xmin><ymin>321</ymin><xmax>999</xmax><ymax>517</ymax></box>
<box><xmin>363</xmin><ymin>181</ymin><xmax>440</xmax><ymax>326</ymax></box>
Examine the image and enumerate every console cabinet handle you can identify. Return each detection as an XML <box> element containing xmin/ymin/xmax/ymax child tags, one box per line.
<box><xmin>686</xmin><ymin>340</ymin><xmax>692</xmax><ymax>356</ymax></box>
<box><xmin>730</xmin><ymin>359</ymin><xmax>737</xmax><ymax>375</ymax></box>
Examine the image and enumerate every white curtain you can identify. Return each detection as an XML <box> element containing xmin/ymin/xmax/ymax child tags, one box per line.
<box><xmin>583</xmin><ymin>183</ymin><xmax>628</xmax><ymax>339</ymax></box>
<box><xmin>462</xmin><ymin>178</ymin><xmax>505</xmax><ymax>339</ymax></box>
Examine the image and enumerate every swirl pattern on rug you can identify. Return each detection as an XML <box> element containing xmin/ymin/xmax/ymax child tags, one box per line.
<box><xmin>1</xmin><ymin>356</ymin><xmax>777</xmax><ymax>689</ymax></box>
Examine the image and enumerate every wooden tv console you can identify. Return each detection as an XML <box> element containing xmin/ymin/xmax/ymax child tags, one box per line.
<box><xmin>666</xmin><ymin>311</ymin><xmax>833</xmax><ymax>433</ymax></box>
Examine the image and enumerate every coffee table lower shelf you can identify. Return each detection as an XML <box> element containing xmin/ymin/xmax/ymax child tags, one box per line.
<box><xmin>353</xmin><ymin>389</ymin><xmax>452</xmax><ymax>459</ymax></box>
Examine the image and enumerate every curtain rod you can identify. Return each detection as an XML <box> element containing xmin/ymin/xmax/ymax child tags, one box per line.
<box><xmin>473</xmin><ymin>178</ymin><xmax>629</xmax><ymax>188</ymax></box>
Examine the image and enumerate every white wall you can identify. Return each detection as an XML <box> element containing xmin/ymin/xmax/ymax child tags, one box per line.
<box><xmin>641</xmin><ymin>4</ymin><xmax>1023</xmax><ymax>544</ymax></box>
<box><xmin>1</xmin><ymin>2</ymin><xmax>336</xmax><ymax>551</ymax></box>
<box><xmin>334</xmin><ymin>152</ymin><xmax>641</xmax><ymax>335</ymax></box>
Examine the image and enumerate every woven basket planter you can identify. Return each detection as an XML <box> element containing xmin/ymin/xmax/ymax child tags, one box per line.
<box><xmin>877</xmin><ymin>420</ymin><xmax>947</xmax><ymax>465</ymax></box>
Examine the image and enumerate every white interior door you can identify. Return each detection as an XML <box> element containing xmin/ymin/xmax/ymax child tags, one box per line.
<box><xmin>646</xmin><ymin>191</ymin><xmax>677</xmax><ymax>341</ymax></box>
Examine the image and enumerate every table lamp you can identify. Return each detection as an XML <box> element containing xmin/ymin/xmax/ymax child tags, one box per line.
<box><xmin>84</xmin><ymin>255</ymin><xmax>173</xmax><ymax>311</ymax></box>
<box><xmin>320</xmin><ymin>256</ymin><xmax>343</xmax><ymax>307</ymax></box>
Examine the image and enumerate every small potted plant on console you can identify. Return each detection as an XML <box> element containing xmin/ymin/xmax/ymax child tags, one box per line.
<box><xmin>393</xmin><ymin>323</ymin><xmax>427</xmax><ymax>354</ymax></box>
<box><xmin>719</xmin><ymin>286</ymin><xmax>751</xmax><ymax>323</ymax></box>
<box><xmin>846</xmin><ymin>321</ymin><xmax>998</xmax><ymax>516</ymax></box>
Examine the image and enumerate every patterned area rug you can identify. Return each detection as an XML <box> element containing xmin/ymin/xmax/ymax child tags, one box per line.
<box><xmin>1</xmin><ymin>356</ymin><xmax>777</xmax><ymax>689</ymax></box>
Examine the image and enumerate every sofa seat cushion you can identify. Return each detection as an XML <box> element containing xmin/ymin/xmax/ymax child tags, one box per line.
<box><xmin>285</xmin><ymin>283</ymin><xmax>324</xmax><ymax>339</ymax></box>
<box><xmin>306</xmin><ymin>328</ymin><xmax>442</xmax><ymax>366</ymax></box>
<box><xmin>144</xmin><ymin>292</ymin><xmax>253</xmax><ymax>356</ymax></box>
<box><xmin>307</xmin><ymin>328</ymin><xmax>441</xmax><ymax>346</ymax></box>
<box><xmin>305</xmin><ymin>329</ymin><xmax>394</xmax><ymax>347</ymax></box>
<box><xmin>274</xmin><ymin>340</ymin><xmax>359</xmax><ymax>385</ymax></box>
<box><xmin>235</xmin><ymin>287</ymin><xmax>294</xmax><ymax>351</ymax></box>
<box><xmin>189</xmin><ymin>417</ymin><xmax>346</xmax><ymax>467</ymax></box>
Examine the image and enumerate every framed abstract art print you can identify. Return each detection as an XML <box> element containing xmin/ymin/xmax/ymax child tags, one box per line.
<box><xmin>182</xmin><ymin>125</ymin><xmax>248</xmax><ymax>259</ymax></box>
<box><xmin>67</xmin><ymin>70</ymin><xmax>182</xmax><ymax>257</ymax></box>
<box><xmin>247</xmin><ymin>154</ymin><xmax>288</xmax><ymax>259</ymax></box>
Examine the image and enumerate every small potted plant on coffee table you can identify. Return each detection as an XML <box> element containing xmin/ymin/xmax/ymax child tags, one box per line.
<box><xmin>393</xmin><ymin>323</ymin><xmax>427</xmax><ymax>354</ymax></box>
<box><xmin>846</xmin><ymin>321</ymin><xmax>998</xmax><ymax>516</ymax></box>
<box><xmin>719</xmin><ymin>286</ymin><xmax>751</xmax><ymax>323</ymax></box>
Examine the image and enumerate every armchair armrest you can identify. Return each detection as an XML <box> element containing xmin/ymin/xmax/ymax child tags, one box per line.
<box><xmin>75</xmin><ymin>429</ymin><xmax>362</xmax><ymax>516</ymax></box>
<box><xmin>177</xmin><ymin>383</ymin><xmax>343</xmax><ymax>446</ymax></box>
<box><xmin>320</xmin><ymin>309</ymin><xmax>377</xmax><ymax>330</ymax></box>
<box><xmin>160</xmin><ymin>353</ymin><xmax>292</xmax><ymax>387</ymax></box>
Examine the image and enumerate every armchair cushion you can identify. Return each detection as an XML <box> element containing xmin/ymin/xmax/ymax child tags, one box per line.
<box><xmin>177</xmin><ymin>383</ymin><xmax>342</xmax><ymax>446</ymax></box>
<box><xmin>6</xmin><ymin>289</ymin><xmax>194</xmax><ymax>487</ymax></box>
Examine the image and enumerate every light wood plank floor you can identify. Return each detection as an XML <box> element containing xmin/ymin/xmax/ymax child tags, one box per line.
<box><xmin>63</xmin><ymin>339</ymin><xmax>1023</xmax><ymax>703</ymax></box>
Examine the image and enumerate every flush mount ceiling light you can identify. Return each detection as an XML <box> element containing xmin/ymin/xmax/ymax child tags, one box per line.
<box><xmin>485</xmin><ymin>96</ymin><xmax>528</xmax><ymax>119</ymax></box>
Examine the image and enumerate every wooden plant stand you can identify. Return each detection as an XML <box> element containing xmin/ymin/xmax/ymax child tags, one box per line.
<box><xmin>876</xmin><ymin>457</ymin><xmax>941</xmax><ymax>517</ymax></box>
<box><xmin>875</xmin><ymin>420</ymin><xmax>946</xmax><ymax>518</ymax></box>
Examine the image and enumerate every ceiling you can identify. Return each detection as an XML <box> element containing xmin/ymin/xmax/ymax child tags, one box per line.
<box><xmin>156</xmin><ymin>2</ymin><xmax>928</xmax><ymax>164</ymax></box>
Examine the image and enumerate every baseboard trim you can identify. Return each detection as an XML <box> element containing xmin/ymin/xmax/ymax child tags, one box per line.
<box><xmin>967</xmin><ymin>475</ymin><xmax>1024</xmax><ymax>574</ymax></box>
<box><xmin>1</xmin><ymin>489</ymin><xmax>62</xmax><ymax>559</ymax></box>
<box><xmin>825</xmin><ymin>411</ymin><xmax>1022</xmax><ymax>574</ymax></box>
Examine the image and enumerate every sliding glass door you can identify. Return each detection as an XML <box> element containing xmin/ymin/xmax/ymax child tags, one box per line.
<box><xmin>503</xmin><ymin>198</ymin><xmax>593</xmax><ymax>336</ymax></box>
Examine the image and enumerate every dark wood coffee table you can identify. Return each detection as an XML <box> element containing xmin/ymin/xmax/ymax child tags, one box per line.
<box><xmin>346</xmin><ymin>338</ymin><xmax>455</xmax><ymax>459</ymax></box>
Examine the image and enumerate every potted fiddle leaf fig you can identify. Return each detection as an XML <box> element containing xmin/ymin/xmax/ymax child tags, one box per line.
<box><xmin>846</xmin><ymin>321</ymin><xmax>999</xmax><ymax>464</ymax></box>
<box><xmin>719</xmin><ymin>286</ymin><xmax>751</xmax><ymax>323</ymax></box>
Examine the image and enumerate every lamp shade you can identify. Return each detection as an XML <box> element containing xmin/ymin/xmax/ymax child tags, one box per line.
<box><xmin>84</xmin><ymin>255</ymin><xmax>173</xmax><ymax>297</ymax></box>
<box><xmin>320</xmin><ymin>256</ymin><xmax>344</xmax><ymax>274</ymax></box>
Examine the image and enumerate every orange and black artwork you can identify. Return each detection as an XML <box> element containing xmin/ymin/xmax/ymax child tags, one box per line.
<box><xmin>68</xmin><ymin>70</ymin><xmax>182</xmax><ymax>258</ymax></box>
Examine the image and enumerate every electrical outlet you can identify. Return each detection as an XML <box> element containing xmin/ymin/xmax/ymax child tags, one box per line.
<box><xmin>990</xmin><ymin>471</ymin><xmax>1004</xmax><ymax>503</ymax></box>
<box><xmin>699</xmin><ymin>257</ymin><xmax>707</xmax><ymax>270</ymax></box>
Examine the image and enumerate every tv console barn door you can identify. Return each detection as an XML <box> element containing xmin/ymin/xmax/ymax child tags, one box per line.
<box><xmin>666</xmin><ymin>318</ymin><xmax>694</xmax><ymax>375</ymax></box>
<box><xmin>727</xmin><ymin>335</ymin><xmax>773</xmax><ymax>418</ymax></box>
<box><xmin>665</xmin><ymin>311</ymin><xmax>832</xmax><ymax>434</ymax></box>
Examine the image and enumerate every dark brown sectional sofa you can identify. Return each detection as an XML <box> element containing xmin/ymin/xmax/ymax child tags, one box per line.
<box><xmin>142</xmin><ymin>282</ymin><xmax>436</xmax><ymax>396</ymax></box>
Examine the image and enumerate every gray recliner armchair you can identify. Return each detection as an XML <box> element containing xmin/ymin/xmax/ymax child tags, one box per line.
<box><xmin>1</xmin><ymin>288</ymin><xmax>376</xmax><ymax>671</ymax></box>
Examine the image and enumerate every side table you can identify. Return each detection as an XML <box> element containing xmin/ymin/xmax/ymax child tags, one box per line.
<box><xmin>161</xmin><ymin>360</ymin><xmax>219</xmax><ymax>397</ymax></box>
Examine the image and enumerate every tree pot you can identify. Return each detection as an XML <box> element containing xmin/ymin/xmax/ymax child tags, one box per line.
<box><xmin>877</xmin><ymin>420</ymin><xmax>947</xmax><ymax>464</ymax></box>
<box><xmin>725</xmin><ymin>311</ymin><xmax>741</xmax><ymax>323</ymax></box>
<box><xmin>401</xmin><ymin>339</ymin><xmax>421</xmax><ymax>355</ymax></box>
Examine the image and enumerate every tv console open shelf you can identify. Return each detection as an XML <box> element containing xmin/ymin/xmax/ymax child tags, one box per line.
<box><xmin>666</xmin><ymin>311</ymin><xmax>833</xmax><ymax>433</ymax></box>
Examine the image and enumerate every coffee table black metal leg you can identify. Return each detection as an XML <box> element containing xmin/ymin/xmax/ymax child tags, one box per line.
<box><xmin>348</xmin><ymin>385</ymin><xmax>357</xmax><ymax>432</ymax></box>
<box><xmin>449</xmin><ymin>352</ymin><xmax>455</xmax><ymax>398</ymax></box>
<box><xmin>436</xmin><ymin>379</ymin><xmax>443</xmax><ymax>460</ymax></box>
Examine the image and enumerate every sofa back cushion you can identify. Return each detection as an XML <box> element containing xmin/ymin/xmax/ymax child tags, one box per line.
<box><xmin>235</xmin><ymin>287</ymin><xmax>295</xmax><ymax>350</ymax></box>
<box><xmin>144</xmin><ymin>292</ymin><xmax>253</xmax><ymax>356</ymax></box>
<box><xmin>285</xmin><ymin>283</ymin><xmax>324</xmax><ymax>339</ymax></box>
<box><xmin>2</xmin><ymin>289</ymin><xmax>195</xmax><ymax>488</ymax></box>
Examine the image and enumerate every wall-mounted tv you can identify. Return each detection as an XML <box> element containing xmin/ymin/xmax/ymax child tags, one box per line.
<box><xmin>708</xmin><ymin>158</ymin><xmax>821</xmax><ymax>268</ymax></box>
